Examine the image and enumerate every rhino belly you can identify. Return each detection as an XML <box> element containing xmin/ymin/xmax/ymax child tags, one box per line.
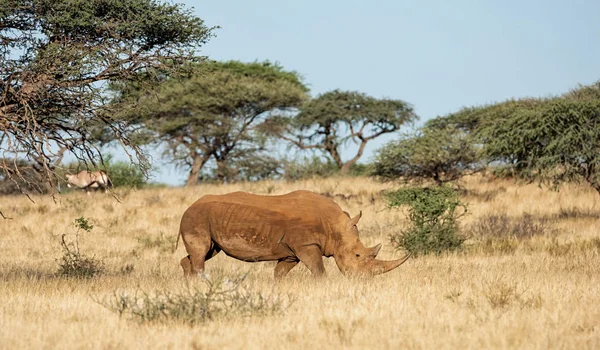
<box><xmin>212</xmin><ymin>230</ymin><xmax>288</xmax><ymax>262</ymax></box>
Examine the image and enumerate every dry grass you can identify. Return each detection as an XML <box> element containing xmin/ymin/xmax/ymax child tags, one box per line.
<box><xmin>0</xmin><ymin>175</ymin><xmax>599</xmax><ymax>349</ymax></box>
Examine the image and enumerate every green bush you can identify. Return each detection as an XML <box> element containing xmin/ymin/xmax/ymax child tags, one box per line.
<box><xmin>385</xmin><ymin>186</ymin><xmax>466</xmax><ymax>256</ymax></box>
<box><xmin>57</xmin><ymin>217</ymin><xmax>104</xmax><ymax>278</ymax></box>
<box><xmin>103</xmin><ymin>160</ymin><xmax>146</xmax><ymax>188</ymax></box>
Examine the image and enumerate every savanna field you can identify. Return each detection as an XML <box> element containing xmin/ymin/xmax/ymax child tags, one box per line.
<box><xmin>0</xmin><ymin>176</ymin><xmax>599</xmax><ymax>349</ymax></box>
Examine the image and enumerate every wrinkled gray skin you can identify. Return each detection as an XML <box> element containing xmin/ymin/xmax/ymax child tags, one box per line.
<box><xmin>176</xmin><ymin>191</ymin><xmax>410</xmax><ymax>279</ymax></box>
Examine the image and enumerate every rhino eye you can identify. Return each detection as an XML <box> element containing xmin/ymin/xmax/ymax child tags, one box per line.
<box><xmin>355</xmin><ymin>254</ymin><xmax>360</xmax><ymax>258</ymax></box>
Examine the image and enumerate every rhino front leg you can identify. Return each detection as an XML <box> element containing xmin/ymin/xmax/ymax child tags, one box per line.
<box><xmin>296</xmin><ymin>246</ymin><xmax>325</xmax><ymax>277</ymax></box>
<box><xmin>274</xmin><ymin>259</ymin><xmax>298</xmax><ymax>280</ymax></box>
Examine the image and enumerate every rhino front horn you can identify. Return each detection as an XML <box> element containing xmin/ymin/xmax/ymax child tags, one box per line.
<box><xmin>370</xmin><ymin>252</ymin><xmax>411</xmax><ymax>276</ymax></box>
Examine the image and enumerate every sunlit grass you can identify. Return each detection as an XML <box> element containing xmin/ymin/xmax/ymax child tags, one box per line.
<box><xmin>0</xmin><ymin>175</ymin><xmax>599</xmax><ymax>349</ymax></box>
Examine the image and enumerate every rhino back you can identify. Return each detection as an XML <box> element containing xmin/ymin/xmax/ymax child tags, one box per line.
<box><xmin>194</xmin><ymin>191</ymin><xmax>346</xmax><ymax>225</ymax></box>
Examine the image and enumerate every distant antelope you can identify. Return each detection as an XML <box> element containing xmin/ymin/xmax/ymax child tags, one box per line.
<box><xmin>65</xmin><ymin>170</ymin><xmax>113</xmax><ymax>195</ymax></box>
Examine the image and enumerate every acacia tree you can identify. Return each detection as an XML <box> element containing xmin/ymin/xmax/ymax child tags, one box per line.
<box><xmin>479</xmin><ymin>91</ymin><xmax>600</xmax><ymax>195</ymax></box>
<box><xmin>373</xmin><ymin>122</ymin><xmax>483</xmax><ymax>185</ymax></box>
<box><xmin>0</xmin><ymin>0</ymin><xmax>213</xmax><ymax>197</ymax></box>
<box><xmin>112</xmin><ymin>60</ymin><xmax>308</xmax><ymax>186</ymax></box>
<box><xmin>262</xmin><ymin>90</ymin><xmax>417</xmax><ymax>174</ymax></box>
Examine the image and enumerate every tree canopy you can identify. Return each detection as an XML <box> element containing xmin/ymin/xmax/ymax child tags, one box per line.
<box><xmin>262</xmin><ymin>90</ymin><xmax>417</xmax><ymax>173</ymax></box>
<box><xmin>478</xmin><ymin>92</ymin><xmax>600</xmax><ymax>194</ymax></box>
<box><xmin>0</xmin><ymin>0</ymin><xmax>214</xmax><ymax>195</ymax></box>
<box><xmin>112</xmin><ymin>60</ymin><xmax>308</xmax><ymax>185</ymax></box>
<box><xmin>425</xmin><ymin>81</ymin><xmax>600</xmax><ymax>194</ymax></box>
<box><xmin>373</xmin><ymin>122</ymin><xmax>482</xmax><ymax>185</ymax></box>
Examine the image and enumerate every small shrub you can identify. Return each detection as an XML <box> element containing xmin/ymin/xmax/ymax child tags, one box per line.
<box><xmin>444</xmin><ymin>289</ymin><xmax>462</xmax><ymax>303</ymax></box>
<box><xmin>57</xmin><ymin>217</ymin><xmax>104</xmax><ymax>278</ymax></box>
<box><xmin>97</xmin><ymin>274</ymin><xmax>291</xmax><ymax>325</ymax></box>
<box><xmin>385</xmin><ymin>186</ymin><xmax>467</xmax><ymax>256</ymax></box>
<box><xmin>320</xmin><ymin>318</ymin><xmax>364</xmax><ymax>346</ymax></box>
<box><xmin>120</xmin><ymin>264</ymin><xmax>135</xmax><ymax>275</ymax></box>
<box><xmin>478</xmin><ymin>237</ymin><xmax>519</xmax><ymax>255</ymax></box>
<box><xmin>483</xmin><ymin>279</ymin><xmax>542</xmax><ymax>309</ymax></box>
<box><xmin>484</xmin><ymin>280</ymin><xmax>517</xmax><ymax>309</ymax></box>
<box><xmin>543</xmin><ymin>240</ymin><xmax>567</xmax><ymax>256</ymax></box>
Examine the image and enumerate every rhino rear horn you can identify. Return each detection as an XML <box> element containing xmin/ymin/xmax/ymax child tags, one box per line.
<box><xmin>367</xmin><ymin>243</ymin><xmax>382</xmax><ymax>258</ymax></box>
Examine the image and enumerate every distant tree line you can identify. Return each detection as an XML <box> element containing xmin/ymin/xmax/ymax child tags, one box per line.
<box><xmin>2</xmin><ymin>0</ymin><xmax>599</xmax><ymax>199</ymax></box>
<box><xmin>373</xmin><ymin>81</ymin><xmax>600</xmax><ymax>196</ymax></box>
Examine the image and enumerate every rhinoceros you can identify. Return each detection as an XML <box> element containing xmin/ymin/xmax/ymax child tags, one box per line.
<box><xmin>175</xmin><ymin>190</ymin><xmax>410</xmax><ymax>278</ymax></box>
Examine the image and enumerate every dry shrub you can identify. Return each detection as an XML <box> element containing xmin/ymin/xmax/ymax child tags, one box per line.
<box><xmin>553</xmin><ymin>207</ymin><xmax>600</xmax><ymax>220</ymax></box>
<box><xmin>483</xmin><ymin>279</ymin><xmax>543</xmax><ymax>310</ymax></box>
<box><xmin>136</xmin><ymin>232</ymin><xmax>176</xmax><ymax>252</ymax></box>
<box><xmin>477</xmin><ymin>237</ymin><xmax>520</xmax><ymax>255</ymax></box>
<box><xmin>97</xmin><ymin>274</ymin><xmax>292</xmax><ymax>325</ymax></box>
<box><xmin>470</xmin><ymin>213</ymin><xmax>556</xmax><ymax>239</ymax></box>
<box><xmin>544</xmin><ymin>238</ymin><xmax>600</xmax><ymax>257</ymax></box>
<box><xmin>320</xmin><ymin>318</ymin><xmax>365</xmax><ymax>346</ymax></box>
<box><xmin>464</xmin><ymin>187</ymin><xmax>507</xmax><ymax>202</ymax></box>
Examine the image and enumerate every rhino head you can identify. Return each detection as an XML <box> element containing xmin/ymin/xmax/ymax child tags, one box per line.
<box><xmin>333</xmin><ymin>211</ymin><xmax>410</xmax><ymax>276</ymax></box>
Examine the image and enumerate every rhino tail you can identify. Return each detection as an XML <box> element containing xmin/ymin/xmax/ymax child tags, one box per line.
<box><xmin>173</xmin><ymin>229</ymin><xmax>182</xmax><ymax>253</ymax></box>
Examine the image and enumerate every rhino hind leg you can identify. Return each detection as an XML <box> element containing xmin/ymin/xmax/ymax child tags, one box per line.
<box><xmin>274</xmin><ymin>259</ymin><xmax>299</xmax><ymax>280</ymax></box>
<box><xmin>183</xmin><ymin>242</ymin><xmax>221</xmax><ymax>276</ymax></box>
<box><xmin>296</xmin><ymin>245</ymin><xmax>326</xmax><ymax>277</ymax></box>
<box><xmin>181</xmin><ymin>256</ymin><xmax>192</xmax><ymax>276</ymax></box>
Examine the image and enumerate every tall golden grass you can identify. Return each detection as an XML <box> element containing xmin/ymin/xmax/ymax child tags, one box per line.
<box><xmin>0</xmin><ymin>176</ymin><xmax>599</xmax><ymax>349</ymax></box>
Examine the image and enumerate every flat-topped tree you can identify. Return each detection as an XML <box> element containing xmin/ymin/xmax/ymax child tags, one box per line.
<box><xmin>111</xmin><ymin>60</ymin><xmax>308</xmax><ymax>186</ymax></box>
<box><xmin>479</xmin><ymin>83</ymin><xmax>600</xmax><ymax>195</ymax></box>
<box><xmin>0</xmin><ymin>0</ymin><xmax>214</xmax><ymax>195</ymax></box>
<box><xmin>262</xmin><ymin>90</ymin><xmax>417</xmax><ymax>174</ymax></box>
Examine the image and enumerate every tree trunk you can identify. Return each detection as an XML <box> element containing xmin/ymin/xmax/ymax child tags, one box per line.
<box><xmin>339</xmin><ymin>161</ymin><xmax>354</xmax><ymax>175</ymax></box>
<box><xmin>338</xmin><ymin>139</ymin><xmax>368</xmax><ymax>175</ymax></box>
<box><xmin>186</xmin><ymin>153</ymin><xmax>208</xmax><ymax>187</ymax></box>
<box><xmin>215</xmin><ymin>158</ymin><xmax>227</xmax><ymax>183</ymax></box>
<box><xmin>325</xmin><ymin>145</ymin><xmax>344</xmax><ymax>171</ymax></box>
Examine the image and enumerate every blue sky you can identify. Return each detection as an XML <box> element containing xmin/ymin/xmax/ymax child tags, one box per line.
<box><xmin>143</xmin><ymin>0</ymin><xmax>600</xmax><ymax>185</ymax></box>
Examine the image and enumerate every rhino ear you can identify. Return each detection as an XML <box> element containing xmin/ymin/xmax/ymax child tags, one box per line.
<box><xmin>343</xmin><ymin>211</ymin><xmax>351</xmax><ymax>219</ymax></box>
<box><xmin>349</xmin><ymin>211</ymin><xmax>362</xmax><ymax>226</ymax></box>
